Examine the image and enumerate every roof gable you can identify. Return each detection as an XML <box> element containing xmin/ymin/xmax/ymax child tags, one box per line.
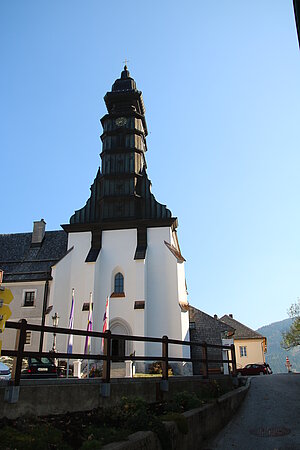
<box><xmin>220</xmin><ymin>315</ymin><xmax>264</xmax><ymax>339</ymax></box>
<box><xmin>189</xmin><ymin>306</ymin><xmax>235</xmax><ymax>333</ymax></box>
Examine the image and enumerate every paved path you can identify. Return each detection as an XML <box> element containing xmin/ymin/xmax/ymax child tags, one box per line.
<box><xmin>203</xmin><ymin>374</ymin><xmax>300</xmax><ymax>450</ymax></box>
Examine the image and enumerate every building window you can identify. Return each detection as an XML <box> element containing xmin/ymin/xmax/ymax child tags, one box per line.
<box><xmin>189</xmin><ymin>322</ymin><xmax>196</xmax><ymax>330</ymax></box>
<box><xmin>114</xmin><ymin>273</ymin><xmax>124</xmax><ymax>294</ymax></box>
<box><xmin>23</xmin><ymin>291</ymin><xmax>36</xmax><ymax>307</ymax></box>
<box><xmin>82</xmin><ymin>302</ymin><xmax>93</xmax><ymax>312</ymax></box>
<box><xmin>25</xmin><ymin>331</ymin><xmax>31</xmax><ymax>345</ymax></box>
<box><xmin>239</xmin><ymin>346</ymin><xmax>247</xmax><ymax>357</ymax></box>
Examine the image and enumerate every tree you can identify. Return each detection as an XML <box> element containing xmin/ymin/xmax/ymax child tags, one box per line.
<box><xmin>281</xmin><ymin>299</ymin><xmax>300</xmax><ymax>349</ymax></box>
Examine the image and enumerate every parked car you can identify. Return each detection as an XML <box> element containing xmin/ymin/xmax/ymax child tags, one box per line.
<box><xmin>238</xmin><ymin>363</ymin><xmax>271</xmax><ymax>376</ymax></box>
<box><xmin>0</xmin><ymin>361</ymin><xmax>11</xmax><ymax>381</ymax></box>
<box><xmin>21</xmin><ymin>357</ymin><xmax>58</xmax><ymax>378</ymax></box>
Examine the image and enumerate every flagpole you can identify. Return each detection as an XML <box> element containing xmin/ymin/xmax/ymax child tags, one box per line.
<box><xmin>67</xmin><ymin>288</ymin><xmax>75</xmax><ymax>378</ymax></box>
<box><xmin>106</xmin><ymin>294</ymin><xmax>110</xmax><ymax>333</ymax></box>
<box><xmin>102</xmin><ymin>295</ymin><xmax>110</xmax><ymax>353</ymax></box>
<box><xmin>87</xmin><ymin>292</ymin><xmax>90</xmax><ymax>378</ymax></box>
<box><xmin>85</xmin><ymin>291</ymin><xmax>93</xmax><ymax>378</ymax></box>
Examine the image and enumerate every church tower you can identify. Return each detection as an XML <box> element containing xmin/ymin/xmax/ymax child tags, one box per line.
<box><xmin>75</xmin><ymin>65</ymin><xmax>171</xmax><ymax>224</ymax></box>
<box><xmin>66</xmin><ymin>66</ymin><xmax>175</xmax><ymax>260</ymax></box>
<box><xmin>48</xmin><ymin>67</ymin><xmax>190</xmax><ymax>372</ymax></box>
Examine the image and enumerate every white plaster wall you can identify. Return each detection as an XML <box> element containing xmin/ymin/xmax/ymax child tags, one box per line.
<box><xmin>68</xmin><ymin>232</ymin><xmax>95</xmax><ymax>340</ymax></box>
<box><xmin>46</xmin><ymin>232</ymin><xmax>95</xmax><ymax>354</ymax></box>
<box><xmin>133</xmin><ymin>260</ymin><xmax>146</xmax><ymax>357</ymax></box>
<box><xmin>46</xmin><ymin>252</ymin><xmax>71</xmax><ymax>352</ymax></box>
<box><xmin>177</xmin><ymin>262</ymin><xmax>190</xmax><ymax>359</ymax></box>
<box><xmin>174</xmin><ymin>235</ymin><xmax>190</xmax><ymax>362</ymax></box>
<box><xmin>146</xmin><ymin>227</ymin><xmax>189</xmax><ymax>359</ymax></box>
<box><xmin>177</xmin><ymin>262</ymin><xmax>188</xmax><ymax>304</ymax></box>
<box><xmin>181</xmin><ymin>311</ymin><xmax>190</xmax><ymax>342</ymax></box>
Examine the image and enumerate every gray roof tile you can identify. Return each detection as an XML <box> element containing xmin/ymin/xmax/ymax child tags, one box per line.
<box><xmin>220</xmin><ymin>315</ymin><xmax>264</xmax><ymax>339</ymax></box>
<box><xmin>0</xmin><ymin>230</ymin><xmax>68</xmax><ymax>282</ymax></box>
<box><xmin>189</xmin><ymin>306</ymin><xmax>235</xmax><ymax>333</ymax></box>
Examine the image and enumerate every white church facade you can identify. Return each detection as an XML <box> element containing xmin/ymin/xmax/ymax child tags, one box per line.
<box><xmin>1</xmin><ymin>67</ymin><xmax>190</xmax><ymax>372</ymax></box>
<box><xmin>48</xmin><ymin>226</ymin><xmax>190</xmax><ymax>367</ymax></box>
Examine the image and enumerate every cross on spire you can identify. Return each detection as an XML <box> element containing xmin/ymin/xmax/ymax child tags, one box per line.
<box><xmin>123</xmin><ymin>58</ymin><xmax>129</xmax><ymax>68</ymax></box>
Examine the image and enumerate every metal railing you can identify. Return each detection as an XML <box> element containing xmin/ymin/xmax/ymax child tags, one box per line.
<box><xmin>2</xmin><ymin>319</ymin><xmax>237</xmax><ymax>386</ymax></box>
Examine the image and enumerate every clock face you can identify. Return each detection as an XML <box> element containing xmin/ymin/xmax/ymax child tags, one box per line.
<box><xmin>115</xmin><ymin>117</ymin><xmax>127</xmax><ymax>127</ymax></box>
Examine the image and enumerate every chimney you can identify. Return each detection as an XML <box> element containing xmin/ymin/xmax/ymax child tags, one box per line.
<box><xmin>229</xmin><ymin>314</ymin><xmax>233</xmax><ymax>318</ymax></box>
<box><xmin>31</xmin><ymin>219</ymin><xmax>46</xmax><ymax>247</ymax></box>
<box><xmin>214</xmin><ymin>314</ymin><xmax>218</xmax><ymax>320</ymax></box>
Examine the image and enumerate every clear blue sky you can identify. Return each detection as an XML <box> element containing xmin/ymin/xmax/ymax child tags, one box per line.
<box><xmin>1</xmin><ymin>1</ymin><xmax>300</xmax><ymax>330</ymax></box>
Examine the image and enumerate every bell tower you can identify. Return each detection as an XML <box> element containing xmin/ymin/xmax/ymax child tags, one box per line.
<box><xmin>100</xmin><ymin>65</ymin><xmax>149</xmax><ymax>220</ymax></box>
<box><xmin>67</xmin><ymin>66</ymin><xmax>174</xmax><ymax>227</ymax></box>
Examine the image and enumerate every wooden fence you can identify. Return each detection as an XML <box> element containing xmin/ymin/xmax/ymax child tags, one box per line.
<box><xmin>2</xmin><ymin>319</ymin><xmax>237</xmax><ymax>386</ymax></box>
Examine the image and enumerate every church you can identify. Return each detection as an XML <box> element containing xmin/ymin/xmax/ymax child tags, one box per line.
<box><xmin>0</xmin><ymin>67</ymin><xmax>190</xmax><ymax>372</ymax></box>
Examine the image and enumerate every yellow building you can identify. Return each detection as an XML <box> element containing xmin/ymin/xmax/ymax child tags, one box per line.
<box><xmin>220</xmin><ymin>314</ymin><xmax>267</xmax><ymax>370</ymax></box>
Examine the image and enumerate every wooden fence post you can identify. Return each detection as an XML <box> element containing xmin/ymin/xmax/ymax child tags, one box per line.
<box><xmin>231</xmin><ymin>344</ymin><xmax>237</xmax><ymax>376</ymax></box>
<box><xmin>102</xmin><ymin>330</ymin><xmax>111</xmax><ymax>383</ymax></box>
<box><xmin>11</xmin><ymin>319</ymin><xmax>27</xmax><ymax>386</ymax></box>
<box><xmin>202</xmin><ymin>342</ymin><xmax>208</xmax><ymax>379</ymax></box>
<box><xmin>161</xmin><ymin>335</ymin><xmax>169</xmax><ymax>380</ymax></box>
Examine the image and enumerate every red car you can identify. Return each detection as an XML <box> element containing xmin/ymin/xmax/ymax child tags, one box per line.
<box><xmin>238</xmin><ymin>363</ymin><xmax>271</xmax><ymax>376</ymax></box>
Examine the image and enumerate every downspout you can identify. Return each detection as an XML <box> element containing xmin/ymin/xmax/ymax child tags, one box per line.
<box><xmin>39</xmin><ymin>279</ymin><xmax>49</xmax><ymax>352</ymax></box>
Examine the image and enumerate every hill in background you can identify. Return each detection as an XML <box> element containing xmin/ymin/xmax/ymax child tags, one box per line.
<box><xmin>257</xmin><ymin>318</ymin><xmax>300</xmax><ymax>374</ymax></box>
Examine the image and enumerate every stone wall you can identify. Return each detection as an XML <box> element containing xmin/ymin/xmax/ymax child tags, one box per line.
<box><xmin>0</xmin><ymin>375</ymin><xmax>233</xmax><ymax>420</ymax></box>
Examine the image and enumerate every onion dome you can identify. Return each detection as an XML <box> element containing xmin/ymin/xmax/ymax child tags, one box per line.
<box><xmin>112</xmin><ymin>65</ymin><xmax>137</xmax><ymax>92</ymax></box>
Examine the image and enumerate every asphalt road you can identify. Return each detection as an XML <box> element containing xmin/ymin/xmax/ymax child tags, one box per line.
<box><xmin>203</xmin><ymin>373</ymin><xmax>300</xmax><ymax>450</ymax></box>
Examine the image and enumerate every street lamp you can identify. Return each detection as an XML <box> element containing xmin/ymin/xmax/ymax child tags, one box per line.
<box><xmin>51</xmin><ymin>312</ymin><xmax>59</xmax><ymax>355</ymax></box>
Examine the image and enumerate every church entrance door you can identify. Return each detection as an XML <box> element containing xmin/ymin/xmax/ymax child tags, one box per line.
<box><xmin>111</xmin><ymin>338</ymin><xmax>125</xmax><ymax>361</ymax></box>
<box><xmin>110</xmin><ymin>318</ymin><xmax>133</xmax><ymax>361</ymax></box>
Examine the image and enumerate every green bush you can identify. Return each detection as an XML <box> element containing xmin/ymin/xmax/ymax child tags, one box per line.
<box><xmin>118</xmin><ymin>396</ymin><xmax>171</xmax><ymax>450</ymax></box>
<box><xmin>0</xmin><ymin>424</ymin><xmax>71</xmax><ymax>450</ymax></box>
<box><xmin>80</xmin><ymin>440</ymin><xmax>103</xmax><ymax>450</ymax></box>
<box><xmin>120</xmin><ymin>396</ymin><xmax>147</xmax><ymax>414</ymax></box>
<box><xmin>80</xmin><ymin>425</ymin><xmax>129</xmax><ymax>449</ymax></box>
<box><xmin>197</xmin><ymin>380</ymin><xmax>222</xmax><ymax>401</ymax></box>
<box><xmin>168</xmin><ymin>391</ymin><xmax>202</xmax><ymax>413</ymax></box>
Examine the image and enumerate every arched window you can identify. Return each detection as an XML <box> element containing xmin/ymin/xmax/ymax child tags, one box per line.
<box><xmin>114</xmin><ymin>272</ymin><xmax>124</xmax><ymax>294</ymax></box>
